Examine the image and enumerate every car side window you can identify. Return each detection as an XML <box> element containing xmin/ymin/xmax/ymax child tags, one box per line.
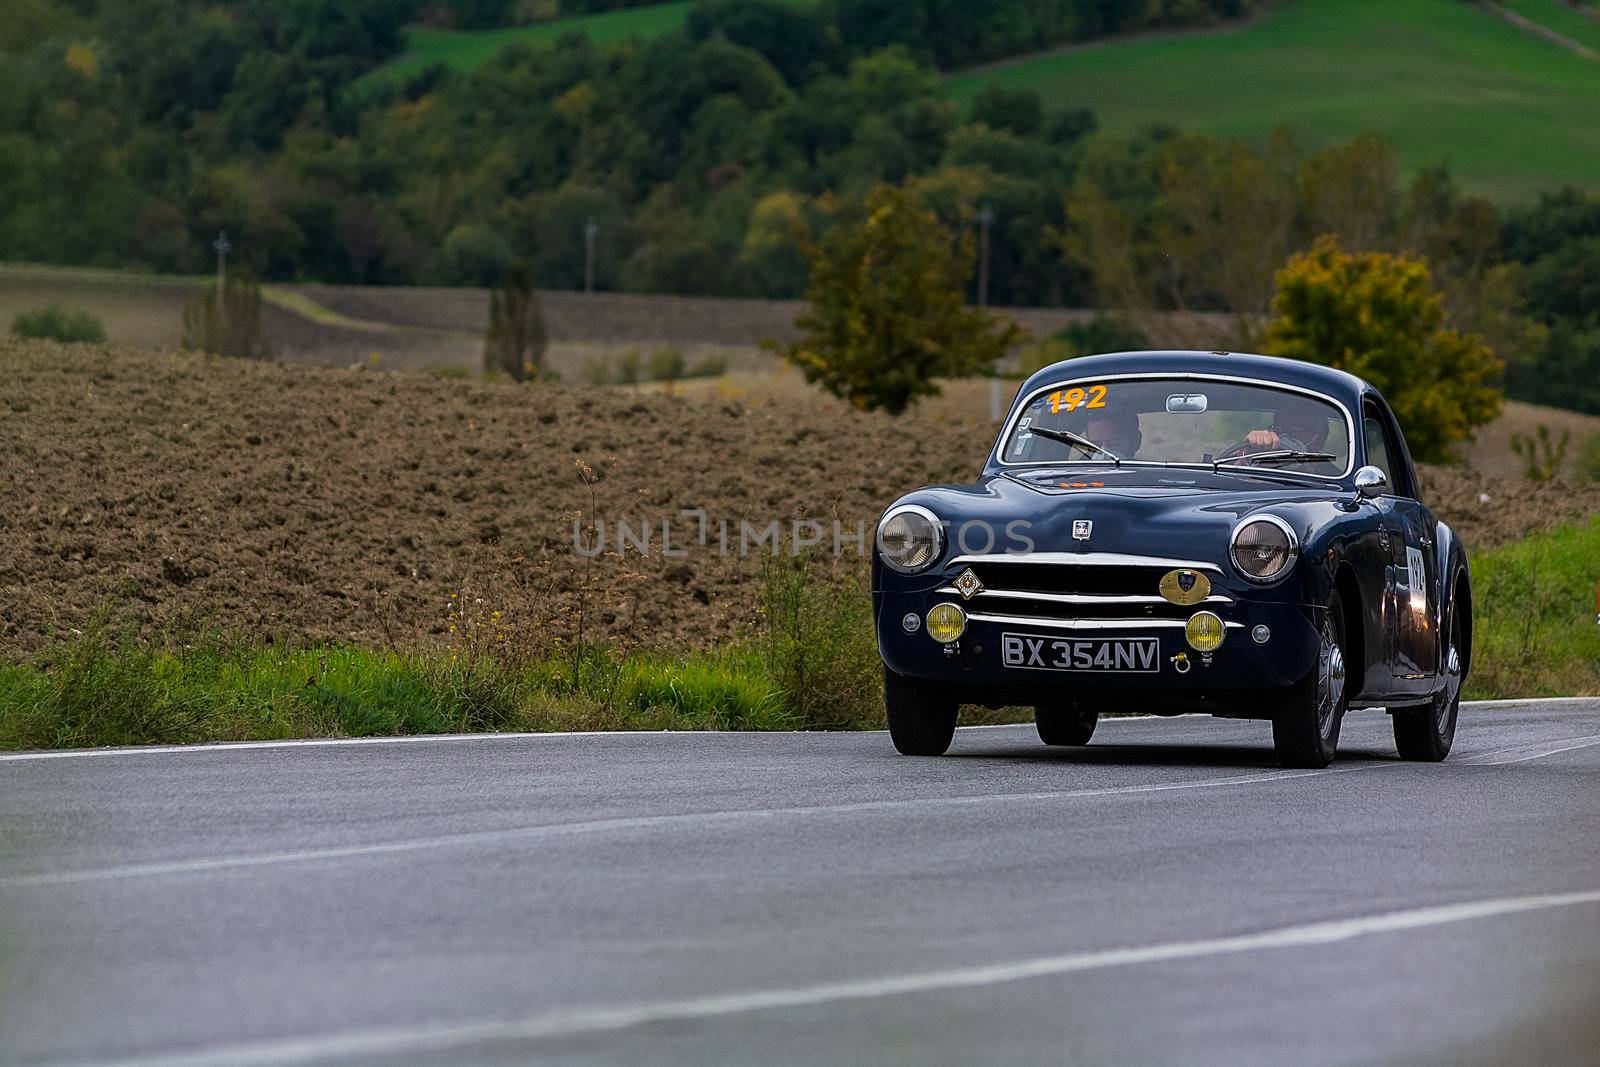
<box><xmin>1362</xmin><ymin>403</ymin><xmax>1411</xmax><ymax>497</ymax></box>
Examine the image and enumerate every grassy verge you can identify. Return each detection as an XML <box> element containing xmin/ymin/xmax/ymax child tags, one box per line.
<box><xmin>4</xmin><ymin>523</ymin><xmax>1595</xmax><ymax>750</ymax></box>
<box><xmin>0</xmin><ymin>554</ymin><xmax>888</xmax><ymax>751</ymax></box>
<box><xmin>1464</xmin><ymin>516</ymin><xmax>1600</xmax><ymax>699</ymax></box>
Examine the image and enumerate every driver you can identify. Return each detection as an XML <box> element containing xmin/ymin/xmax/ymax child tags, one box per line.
<box><xmin>1239</xmin><ymin>397</ymin><xmax>1328</xmax><ymax>454</ymax></box>
<box><xmin>1083</xmin><ymin>409</ymin><xmax>1142</xmax><ymax>460</ymax></box>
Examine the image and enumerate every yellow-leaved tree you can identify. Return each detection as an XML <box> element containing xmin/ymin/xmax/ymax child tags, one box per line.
<box><xmin>1264</xmin><ymin>235</ymin><xmax>1502</xmax><ymax>463</ymax></box>
<box><xmin>776</xmin><ymin>184</ymin><xmax>1025</xmax><ymax>415</ymax></box>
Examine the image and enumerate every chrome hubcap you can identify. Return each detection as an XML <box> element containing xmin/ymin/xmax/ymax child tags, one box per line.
<box><xmin>1438</xmin><ymin>643</ymin><xmax>1462</xmax><ymax>730</ymax></box>
<box><xmin>1316</xmin><ymin>624</ymin><xmax>1346</xmax><ymax>738</ymax></box>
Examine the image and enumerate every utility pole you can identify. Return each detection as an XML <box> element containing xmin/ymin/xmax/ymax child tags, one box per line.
<box><xmin>976</xmin><ymin>205</ymin><xmax>1001</xmax><ymax>422</ymax></box>
<box><xmin>583</xmin><ymin>217</ymin><xmax>599</xmax><ymax>294</ymax></box>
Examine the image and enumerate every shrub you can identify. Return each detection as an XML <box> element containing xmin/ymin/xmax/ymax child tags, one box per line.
<box><xmin>648</xmin><ymin>346</ymin><xmax>686</xmax><ymax>385</ymax></box>
<box><xmin>10</xmin><ymin>304</ymin><xmax>105</xmax><ymax>344</ymax></box>
<box><xmin>1510</xmin><ymin>424</ymin><xmax>1570</xmax><ymax>483</ymax></box>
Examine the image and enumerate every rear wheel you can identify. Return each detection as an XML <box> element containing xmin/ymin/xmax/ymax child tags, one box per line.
<box><xmin>884</xmin><ymin>667</ymin><xmax>958</xmax><ymax>756</ymax></box>
<box><xmin>1393</xmin><ymin>593</ymin><xmax>1463</xmax><ymax>761</ymax></box>
<box><xmin>1272</xmin><ymin>591</ymin><xmax>1349</xmax><ymax>769</ymax></box>
<box><xmin>1034</xmin><ymin>703</ymin><xmax>1098</xmax><ymax>746</ymax></box>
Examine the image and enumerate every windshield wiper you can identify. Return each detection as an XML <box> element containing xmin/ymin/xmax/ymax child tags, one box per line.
<box><xmin>1025</xmin><ymin>425</ymin><xmax>1121</xmax><ymax>464</ymax></box>
<box><xmin>1214</xmin><ymin>449</ymin><xmax>1337</xmax><ymax>471</ymax></box>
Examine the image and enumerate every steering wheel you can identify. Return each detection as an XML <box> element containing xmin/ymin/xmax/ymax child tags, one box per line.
<box><xmin>1214</xmin><ymin>442</ymin><xmax>1255</xmax><ymax>462</ymax></box>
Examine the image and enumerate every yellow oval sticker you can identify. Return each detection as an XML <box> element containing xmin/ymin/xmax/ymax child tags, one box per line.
<box><xmin>1159</xmin><ymin>568</ymin><xmax>1211</xmax><ymax>606</ymax></box>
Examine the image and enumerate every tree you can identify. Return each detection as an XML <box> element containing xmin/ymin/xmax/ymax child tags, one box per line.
<box><xmin>775</xmin><ymin>184</ymin><xmax>1025</xmax><ymax>415</ymax></box>
<box><xmin>182</xmin><ymin>273</ymin><xmax>268</xmax><ymax>360</ymax></box>
<box><xmin>970</xmin><ymin>85</ymin><xmax>1043</xmax><ymax>138</ymax></box>
<box><xmin>1264</xmin><ymin>235</ymin><xmax>1502</xmax><ymax>463</ymax></box>
<box><xmin>483</xmin><ymin>262</ymin><xmax>547</xmax><ymax>382</ymax></box>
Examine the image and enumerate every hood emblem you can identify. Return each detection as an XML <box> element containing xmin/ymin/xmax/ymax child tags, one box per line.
<box><xmin>1160</xmin><ymin>568</ymin><xmax>1212</xmax><ymax>606</ymax></box>
<box><xmin>952</xmin><ymin>567</ymin><xmax>984</xmax><ymax>601</ymax></box>
<box><xmin>1072</xmin><ymin>520</ymin><xmax>1093</xmax><ymax>541</ymax></box>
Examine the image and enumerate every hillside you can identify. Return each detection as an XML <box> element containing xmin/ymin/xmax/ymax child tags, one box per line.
<box><xmin>944</xmin><ymin>0</ymin><xmax>1600</xmax><ymax>201</ymax></box>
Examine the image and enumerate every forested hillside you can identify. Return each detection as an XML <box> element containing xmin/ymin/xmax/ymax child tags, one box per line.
<box><xmin>3</xmin><ymin>0</ymin><xmax>1599</xmax><ymax>412</ymax></box>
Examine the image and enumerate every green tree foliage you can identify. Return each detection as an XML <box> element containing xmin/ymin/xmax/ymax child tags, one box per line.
<box><xmin>10</xmin><ymin>304</ymin><xmax>106</xmax><ymax>344</ymax></box>
<box><xmin>1264</xmin><ymin>235</ymin><xmax>1501</xmax><ymax>463</ymax></box>
<box><xmin>483</xmin><ymin>262</ymin><xmax>548</xmax><ymax>381</ymax></box>
<box><xmin>1501</xmin><ymin>189</ymin><xmax>1600</xmax><ymax>414</ymax></box>
<box><xmin>970</xmin><ymin>85</ymin><xmax>1044</xmax><ymax>138</ymax></box>
<box><xmin>777</xmin><ymin>185</ymin><xmax>1026</xmax><ymax>415</ymax></box>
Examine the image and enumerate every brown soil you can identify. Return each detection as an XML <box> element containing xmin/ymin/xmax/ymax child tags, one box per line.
<box><xmin>3</xmin><ymin>338</ymin><xmax>1597</xmax><ymax>657</ymax></box>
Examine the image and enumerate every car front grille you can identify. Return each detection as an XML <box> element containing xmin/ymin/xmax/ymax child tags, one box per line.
<box><xmin>938</xmin><ymin>553</ymin><xmax>1233</xmax><ymax>631</ymax></box>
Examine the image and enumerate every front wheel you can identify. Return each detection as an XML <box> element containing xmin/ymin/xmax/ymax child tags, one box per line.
<box><xmin>1035</xmin><ymin>703</ymin><xmax>1098</xmax><ymax>746</ymax></box>
<box><xmin>884</xmin><ymin>667</ymin><xmax>958</xmax><ymax>756</ymax></box>
<box><xmin>1272</xmin><ymin>592</ymin><xmax>1349</xmax><ymax>769</ymax></box>
<box><xmin>1393</xmin><ymin>595</ymin><xmax>1463</xmax><ymax>761</ymax></box>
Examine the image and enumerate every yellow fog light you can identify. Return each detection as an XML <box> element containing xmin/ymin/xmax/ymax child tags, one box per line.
<box><xmin>925</xmin><ymin>603</ymin><xmax>967</xmax><ymax>644</ymax></box>
<box><xmin>1185</xmin><ymin>611</ymin><xmax>1226</xmax><ymax>652</ymax></box>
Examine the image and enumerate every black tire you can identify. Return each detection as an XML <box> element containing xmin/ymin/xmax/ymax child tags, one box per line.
<box><xmin>1035</xmin><ymin>703</ymin><xmax>1098</xmax><ymax>746</ymax></box>
<box><xmin>884</xmin><ymin>666</ymin><xmax>958</xmax><ymax>756</ymax></box>
<box><xmin>1393</xmin><ymin>589</ymin><xmax>1464</xmax><ymax>762</ymax></box>
<box><xmin>1272</xmin><ymin>591</ymin><xmax>1350</xmax><ymax>769</ymax></box>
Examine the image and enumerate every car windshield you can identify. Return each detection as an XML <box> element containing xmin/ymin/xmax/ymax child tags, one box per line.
<box><xmin>1002</xmin><ymin>376</ymin><xmax>1352</xmax><ymax>477</ymax></box>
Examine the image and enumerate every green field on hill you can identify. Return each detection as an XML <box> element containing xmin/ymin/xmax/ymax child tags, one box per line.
<box><xmin>944</xmin><ymin>0</ymin><xmax>1600</xmax><ymax>202</ymax></box>
<box><xmin>1502</xmin><ymin>0</ymin><xmax>1600</xmax><ymax>51</ymax></box>
<box><xmin>362</xmin><ymin>2</ymin><xmax>699</xmax><ymax>86</ymax></box>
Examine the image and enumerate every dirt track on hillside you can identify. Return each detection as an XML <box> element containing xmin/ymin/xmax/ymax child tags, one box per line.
<box><xmin>2</xmin><ymin>339</ymin><xmax>1597</xmax><ymax>656</ymax></box>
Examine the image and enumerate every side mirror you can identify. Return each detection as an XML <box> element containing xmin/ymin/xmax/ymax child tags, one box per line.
<box><xmin>1355</xmin><ymin>465</ymin><xmax>1387</xmax><ymax>499</ymax></box>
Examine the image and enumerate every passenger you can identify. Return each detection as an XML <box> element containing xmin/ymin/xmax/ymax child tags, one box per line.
<box><xmin>1083</xmin><ymin>409</ymin><xmax>1142</xmax><ymax>460</ymax></box>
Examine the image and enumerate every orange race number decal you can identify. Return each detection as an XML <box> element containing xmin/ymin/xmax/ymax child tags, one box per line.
<box><xmin>1046</xmin><ymin>384</ymin><xmax>1109</xmax><ymax>414</ymax></box>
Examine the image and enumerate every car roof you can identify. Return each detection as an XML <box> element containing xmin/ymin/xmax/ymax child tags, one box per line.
<box><xmin>1016</xmin><ymin>350</ymin><xmax>1371</xmax><ymax>407</ymax></box>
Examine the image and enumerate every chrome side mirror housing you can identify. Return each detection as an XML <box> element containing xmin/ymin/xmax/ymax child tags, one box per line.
<box><xmin>1354</xmin><ymin>465</ymin><xmax>1387</xmax><ymax>499</ymax></box>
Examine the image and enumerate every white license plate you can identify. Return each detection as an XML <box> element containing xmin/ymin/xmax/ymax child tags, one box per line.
<box><xmin>1001</xmin><ymin>633</ymin><xmax>1159</xmax><ymax>673</ymax></box>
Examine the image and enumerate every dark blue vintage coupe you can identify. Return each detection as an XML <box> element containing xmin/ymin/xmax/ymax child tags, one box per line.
<box><xmin>873</xmin><ymin>351</ymin><xmax>1469</xmax><ymax>768</ymax></box>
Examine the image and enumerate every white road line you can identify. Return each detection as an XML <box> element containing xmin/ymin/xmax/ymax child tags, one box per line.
<box><xmin>0</xmin><ymin>764</ymin><xmax>1368</xmax><ymax>890</ymax></box>
<box><xmin>1458</xmin><ymin>734</ymin><xmax>1600</xmax><ymax>766</ymax></box>
<box><xmin>88</xmin><ymin>887</ymin><xmax>1600</xmax><ymax>1067</ymax></box>
<box><xmin>4</xmin><ymin>698</ymin><xmax>1593</xmax><ymax>762</ymax></box>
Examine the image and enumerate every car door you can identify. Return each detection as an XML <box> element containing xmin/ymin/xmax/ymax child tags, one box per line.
<box><xmin>1362</xmin><ymin>401</ymin><xmax>1438</xmax><ymax>695</ymax></box>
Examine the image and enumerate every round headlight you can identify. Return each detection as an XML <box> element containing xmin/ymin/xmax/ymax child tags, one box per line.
<box><xmin>1186</xmin><ymin>611</ymin><xmax>1226</xmax><ymax>652</ymax></box>
<box><xmin>877</xmin><ymin>506</ymin><xmax>942</xmax><ymax>574</ymax></box>
<box><xmin>1231</xmin><ymin>517</ymin><xmax>1297</xmax><ymax>582</ymax></box>
<box><xmin>925</xmin><ymin>603</ymin><xmax>966</xmax><ymax>644</ymax></box>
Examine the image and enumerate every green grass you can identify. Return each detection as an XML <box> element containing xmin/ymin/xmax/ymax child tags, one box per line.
<box><xmin>362</xmin><ymin>2</ymin><xmax>699</xmax><ymax>88</ymax></box>
<box><xmin>1501</xmin><ymin>0</ymin><xmax>1600</xmax><ymax>52</ymax></box>
<box><xmin>0</xmin><ymin>554</ymin><xmax>887</xmax><ymax>751</ymax></box>
<box><xmin>944</xmin><ymin>0</ymin><xmax>1600</xmax><ymax>202</ymax></box>
<box><xmin>1465</xmin><ymin>517</ymin><xmax>1600</xmax><ymax>699</ymax></box>
<box><xmin>0</xmin><ymin>636</ymin><xmax>809</xmax><ymax>750</ymax></box>
<box><xmin>4</xmin><ymin>522</ymin><xmax>1595</xmax><ymax>750</ymax></box>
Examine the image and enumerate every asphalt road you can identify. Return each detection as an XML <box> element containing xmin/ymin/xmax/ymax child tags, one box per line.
<box><xmin>3</xmin><ymin>701</ymin><xmax>1600</xmax><ymax>1066</ymax></box>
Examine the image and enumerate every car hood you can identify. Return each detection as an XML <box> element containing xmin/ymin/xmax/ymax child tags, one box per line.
<box><xmin>888</xmin><ymin>468</ymin><xmax>1358</xmax><ymax>564</ymax></box>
